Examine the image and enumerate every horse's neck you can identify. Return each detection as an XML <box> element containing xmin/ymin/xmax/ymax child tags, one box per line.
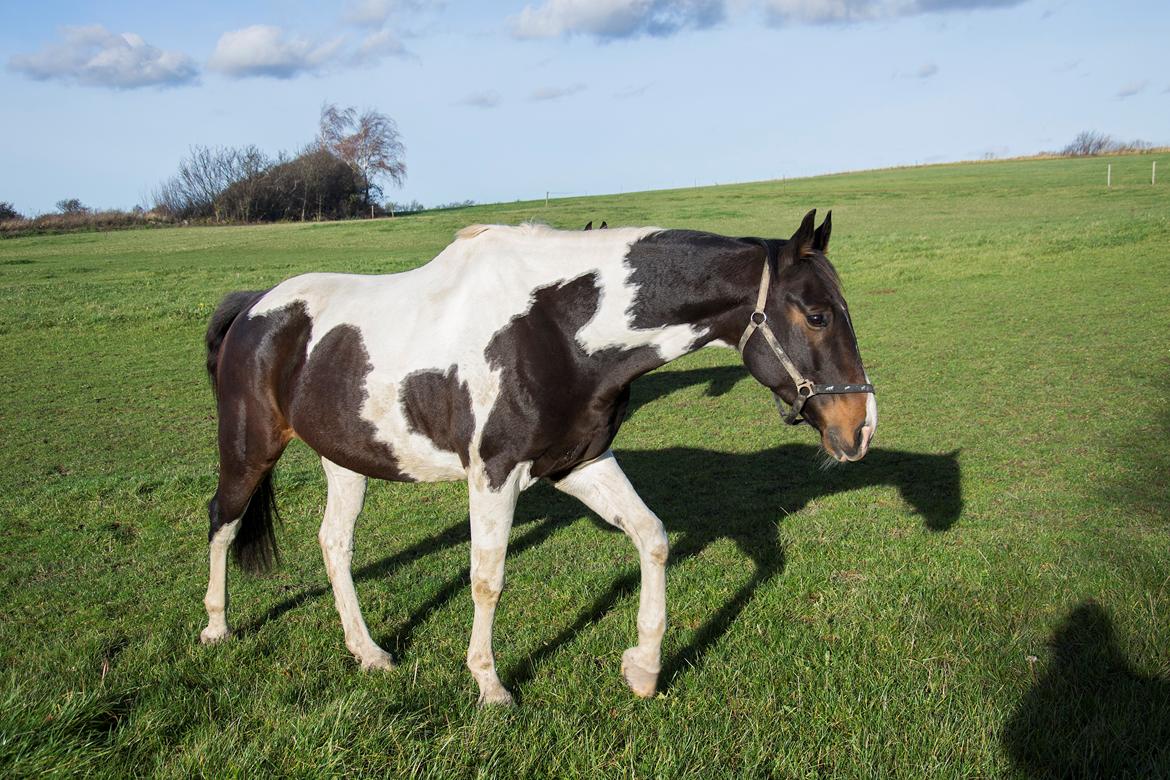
<box><xmin>616</xmin><ymin>231</ymin><xmax>763</xmax><ymax>360</ymax></box>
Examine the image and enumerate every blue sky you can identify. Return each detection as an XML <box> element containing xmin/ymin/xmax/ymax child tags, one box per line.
<box><xmin>1</xmin><ymin>1</ymin><xmax>1166</xmax><ymax>215</ymax></box>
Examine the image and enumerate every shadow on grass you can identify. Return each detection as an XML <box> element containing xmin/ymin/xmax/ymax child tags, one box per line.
<box><xmin>241</xmin><ymin>365</ymin><xmax>962</xmax><ymax>695</ymax></box>
<box><xmin>505</xmin><ymin>442</ymin><xmax>961</xmax><ymax>695</ymax></box>
<box><xmin>1002</xmin><ymin>601</ymin><xmax>1170</xmax><ymax>778</ymax></box>
<box><xmin>625</xmin><ymin>364</ymin><xmax>750</xmax><ymax>418</ymax></box>
<box><xmin>1100</xmin><ymin>368</ymin><xmax>1170</xmax><ymax>523</ymax></box>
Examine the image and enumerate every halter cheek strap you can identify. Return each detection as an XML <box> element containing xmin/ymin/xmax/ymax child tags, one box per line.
<box><xmin>737</xmin><ymin>257</ymin><xmax>874</xmax><ymax>425</ymax></box>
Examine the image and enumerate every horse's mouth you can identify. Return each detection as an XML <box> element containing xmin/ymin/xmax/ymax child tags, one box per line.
<box><xmin>820</xmin><ymin>423</ymin><xmax>873</xmax><ymax>463</ymax></box>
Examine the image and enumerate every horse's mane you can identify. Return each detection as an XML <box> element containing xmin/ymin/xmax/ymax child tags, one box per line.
<box><xmin>454</xmin><ymin>222</ymin><xmax>560</xmax><ymax>241</ymax></box>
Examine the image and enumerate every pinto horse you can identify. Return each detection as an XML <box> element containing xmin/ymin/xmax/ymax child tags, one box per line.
<box><xmin>200</xmin><ymin>209</ymin><xmax>876</xmax><ymax>704</ymax></box>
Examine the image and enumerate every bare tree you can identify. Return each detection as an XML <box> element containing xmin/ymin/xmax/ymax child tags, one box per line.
<box><xmin>1062</xmin><ymin>131</ymin><xmax>1115</xmax><ymax>156</ymax></box>
<box><xmin>154</xmin><ymin>146</ymin><xmax>236</xmax><ymax>220</ymax></box>
<box><xmin>319</xmin><ymin>103</ymin><xmax>406</xmax><ymax>217</ymax></box>
<box><xmin>56</xmin><ymin>198</ymin><xmax>88</xmax><ymax>215</ymax></box>
<box><xmin>221</xmin><ymin>145</ymin><xmax>271</xmax><ymax>222</ymax></box>
<box><xmin>1060</xmin><ymin>131</ymin><xmax>1156</xmax><ymax>157</ymax></box>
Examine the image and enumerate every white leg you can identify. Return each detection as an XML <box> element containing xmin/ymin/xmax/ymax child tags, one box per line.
<box><xmin>201</xmin><ymin>517</ymin><xmax>241</xmax><ymax>644</ymax></box>
<box><xmin>465</xmin><ymin>465</ymin><xmax>526</xmax><ymax>705</ymax></box>
<box><xmin>554</xmin><ymin>451</ymin><xmax>668</xmax><ymax>698</ymax></box>
<box><xmin>319</xmin><ymin>458</ymin><xmax>392</xmax><ymax>670</ymax></box>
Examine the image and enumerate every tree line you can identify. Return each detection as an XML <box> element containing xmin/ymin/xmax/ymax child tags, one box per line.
<box><xmin>153</xmin><ymin>103</ymin><xmax>407</xmax><ymax>222</ymax></box>
<box><xmin>1059</xmin><ymin>130</ymin><xmax>1154</xmax><ymax>157</ymax></box>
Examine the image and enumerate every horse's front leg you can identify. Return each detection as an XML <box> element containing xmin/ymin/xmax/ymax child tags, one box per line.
<box><xmin>465</xmin><ymin>466</ymin><xmax>525</xmax><ymax>705</ymax></box>
<box><xmin>554</xmin><ymin>451</ymin><xmax>668</xmax><ymax>698</ymax></box>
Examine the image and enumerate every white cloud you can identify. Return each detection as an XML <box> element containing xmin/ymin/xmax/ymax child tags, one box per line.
<box><xmin>208</xmin><ymin>25</ymin><xmax>344</xmax><ymax>79</ymax></box>
<box><xmin>914</xmin><ymin>61</ymin><xmax>938</xmax><ymax>78</ymax></box>
<box><xmin>513</xmin><ymin>0</ymin><xmax>725</xmax><ymax>40</ymax></box>
<box><xmin>458</xmin><ymin>90</ymin><xmax>502</xmax><ymax>108</ymax></box>
<box><xmin>762</xmin><ymin>0</ymin><xmax>1026</xmax><ymax>26</ymax></box>
<box><xmin>344</xmin><ymin>0</ymin><xmax>428</xmax><ymax>28</ymax></box>
<box><xmin>529</xmin><ymin>83</ymin><xmax>587</xmax><ymax>101</ymax></box>
<box><xmin>614</xmin><ymin>82</ymin><xmax>653</xmax><ymax>98</ymax></box>
<box><xmin>7</xmin><ymin>25</ymin><xmax>198</xmax><ymax>89</ymax></box>
<box><xmin>1115</xmin><ymin>81</ymin><xmax>1146</xmax><ymax>99</ymax></box>
<box><xmin>353</xmin><ymin>29</ymin><xmax>409</xmax><ymax>65</ymax></box>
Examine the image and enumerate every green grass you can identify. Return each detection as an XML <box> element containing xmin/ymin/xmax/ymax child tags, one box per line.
<box><xmin>1</xmin><ymin>154</ymin><xmax>1168</xmax><ymax>777</ymax></box>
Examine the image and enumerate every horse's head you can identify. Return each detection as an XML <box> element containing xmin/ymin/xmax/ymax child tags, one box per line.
<box><xmin>739</xmin><ymin>210</ymin><xmax>876</xmax><ymax>462</ymax></box>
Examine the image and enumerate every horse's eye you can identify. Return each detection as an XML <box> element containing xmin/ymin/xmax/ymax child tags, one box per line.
<box><xmin>806</xmin><ymin>313</ymin><xmax>828</xmax><ymax>328</ymax></box>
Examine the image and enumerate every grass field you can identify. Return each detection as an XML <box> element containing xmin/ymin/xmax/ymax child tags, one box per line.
<box><xmin>1</xmin><ymin>153</ymin><xmax>1168</xmax><ymax>777</ymax></box>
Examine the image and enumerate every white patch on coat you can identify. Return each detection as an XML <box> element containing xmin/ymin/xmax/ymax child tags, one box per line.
<box><xmin>860</xmin><ymin>373</ymin><xmax>878</xmax><ymax>452</ymax></box>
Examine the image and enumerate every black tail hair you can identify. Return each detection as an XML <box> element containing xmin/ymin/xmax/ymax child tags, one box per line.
<box><xmin>235</xmin><ymin>473</ymin><xmax>280</xmax><ymax>573</ymax></box>
<box><xmin>205</xmin><ymin>290</ymin><xmax>265</xmax><ymax>397</ymax></box>
<box><xmin>204</xmin><ymin>289</ymin><xmax>280</xmax><ymax>573</ymax></box>
<box><xmin>207</xmin><ymin>477</ymin><xmax>280</xmax><ymax>575</ymax></box>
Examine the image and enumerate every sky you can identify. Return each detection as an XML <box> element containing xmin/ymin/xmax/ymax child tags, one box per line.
<box><xmin>1</xmin><ymin>0</ymin><xmax>1166</xmax><ymax>215</ymax></box>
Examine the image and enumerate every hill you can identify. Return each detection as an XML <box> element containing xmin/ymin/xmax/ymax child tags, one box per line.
<box><xmin>1</xmin><ymin>153</ymin><xmax>1167</xmax><ymax>776</ymax></box>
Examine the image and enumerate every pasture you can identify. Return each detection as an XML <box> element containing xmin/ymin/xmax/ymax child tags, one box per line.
<box><xmin>1</xmin><ymin>154</ymin><xmax>1168</xmax><ymax>777</ymax></box>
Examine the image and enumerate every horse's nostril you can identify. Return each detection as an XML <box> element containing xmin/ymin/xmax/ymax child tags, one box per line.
<box><xmin>854</xmin><ymin>421</ymin><xmax>867</xmax><ymax>446</ymax></box>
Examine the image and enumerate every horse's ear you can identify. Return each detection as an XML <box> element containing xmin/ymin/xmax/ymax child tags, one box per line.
<box><xmin>599</xmin><ymin>221</ymin><xmax>608</xmax><ymax>229</ymax></box>
<box><xmin>584</xmin><ymin>221</ymin><xmax>593</xmax><ymax>230</ymax></box>
<box><xmin>783</xmin><ymin>209</ymin><xmax>817</xmax><ymax>260</ymax></box>
<box><xmin>813</xmin><ymin>210</ymin><xmax>831</xmax><ymax>252</ymax></box>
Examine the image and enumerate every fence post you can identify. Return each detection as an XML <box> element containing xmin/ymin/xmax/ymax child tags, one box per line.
<box><xmin>1154</xmin><ymin>161</ymin><xmax>1157</xmax><ymax>185</ymax></box>
<box><xmin>1107</xmin><ymin>164</ymin><xmax>1111</xmax><ymax>188</ymax></box>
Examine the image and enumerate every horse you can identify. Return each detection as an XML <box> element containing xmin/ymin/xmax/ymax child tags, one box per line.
<box><xmin>199</xmin><ymin>209</ymin><xmax>876</xmax><ymax>705</ymax></box>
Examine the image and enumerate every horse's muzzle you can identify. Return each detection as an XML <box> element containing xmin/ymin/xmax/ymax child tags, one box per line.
<box><xmin>823</xmin><ymin>421</ymin><xmax>872</xmax><ymax>462</ymax></box>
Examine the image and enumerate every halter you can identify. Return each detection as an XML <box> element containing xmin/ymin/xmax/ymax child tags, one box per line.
<box><xmin>737</xmin><ymin>255</ymin><xmax>874</xmax><ymax>425</ymax></box>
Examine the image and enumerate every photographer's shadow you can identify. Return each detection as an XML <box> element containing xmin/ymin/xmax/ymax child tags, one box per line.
<box><xmin>1002</xmin><ymin>601</ymin><xmax>1170</xmax><ymax>778</ymax></box>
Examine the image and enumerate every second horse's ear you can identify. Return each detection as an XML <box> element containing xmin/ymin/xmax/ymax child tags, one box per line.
<box><xmin>813</xmin><ymin>210</ymin><xmax>831</xmax><ymax>252</ymax></box>
<box><xmin>599</xmin><ymin>221</ymin><xmax>608</xmax><ymax>229</ymax></box>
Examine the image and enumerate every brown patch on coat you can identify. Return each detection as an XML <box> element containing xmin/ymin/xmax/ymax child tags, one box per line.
<box><xmin>479</xmin><ymin>274</ymin><xmax>662</xmax><ymax>489</ymax></box>
<box><xmin>287</xmin><ymin>321</ymin><xmax>414</xmax><ymax>482</ymax></box>
<box><xmin>400</xmin><ymin>365</ymin><xmax>475</xmax><ymax>467</ymax></box>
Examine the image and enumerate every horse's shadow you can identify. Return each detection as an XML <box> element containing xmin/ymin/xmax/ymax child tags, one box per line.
<box><xmin>505</xmin><ymin>441</ymin><xmax>961</xmax><ymax>693</ymax></box>
<box><xmin>243</xmin><ymin>366</ymin><xmax>962</xmax><ymax>696</ymax></box>
<box><xmin>625</xmin><ymin>364</ymin><xmax>749</xmax><ymax>419</ymax></box>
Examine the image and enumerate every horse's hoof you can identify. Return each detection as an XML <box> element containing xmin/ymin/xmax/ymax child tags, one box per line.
<box><xmin>621</xmin><ymin>648</ymin><xmax>659</xmax><ymax>698</ymax></box>
<box><xmin>200</xmin><ymin>626</ymin><xmax>231</xmax><ymax>645</ymax></box>
<box><xmin>477</xmin><ymin>687</ymin><xmax>515</xmax><ymax>707</ymax></box>
<box><xmin>359</xmin><ymin>650</ymin><xmax>395</xmax><ymax>671</ymax></box>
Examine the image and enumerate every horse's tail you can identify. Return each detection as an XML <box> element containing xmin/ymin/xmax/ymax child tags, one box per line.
<box><xmin>204</xmin><ymin>289</ymin><xmax>281</xmax><ymax>574</ymax></box>
<box><xmin>228</xmin><ymin>472</ymin><xmax>280</xmax><ymax>574</ymax></box>
<box><xmin>205</xmin><ymin>290</ymin><xmax>265</xmax><ymax>397</ymax></box>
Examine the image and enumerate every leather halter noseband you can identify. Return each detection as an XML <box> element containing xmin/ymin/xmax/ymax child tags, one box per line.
<box><xmin>737</xmin><ymin>255</ymin><xmax>874</xmax><ymax>425</ymax></box>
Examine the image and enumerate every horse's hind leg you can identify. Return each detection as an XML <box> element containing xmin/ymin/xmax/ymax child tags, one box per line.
<box><xmin>201</xmin><ymin>406</ymin><xmax>287</xmax><ymax>644</ymax></box>
<box><xmin>201</xmin><ymin>513</ymin><xmax>241</xmax><ymax>644</ymax></box>
<box><xmin>319</xmin><ymin>458</ymin><xmax>393</xmax><ymax>670</ymax></box>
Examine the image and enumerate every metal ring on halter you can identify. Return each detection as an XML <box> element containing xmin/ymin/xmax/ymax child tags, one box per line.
<box><xmin>750</xmin><ymin>310</ymin><xmax>767</xmax><ymax>326</ymax></box>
